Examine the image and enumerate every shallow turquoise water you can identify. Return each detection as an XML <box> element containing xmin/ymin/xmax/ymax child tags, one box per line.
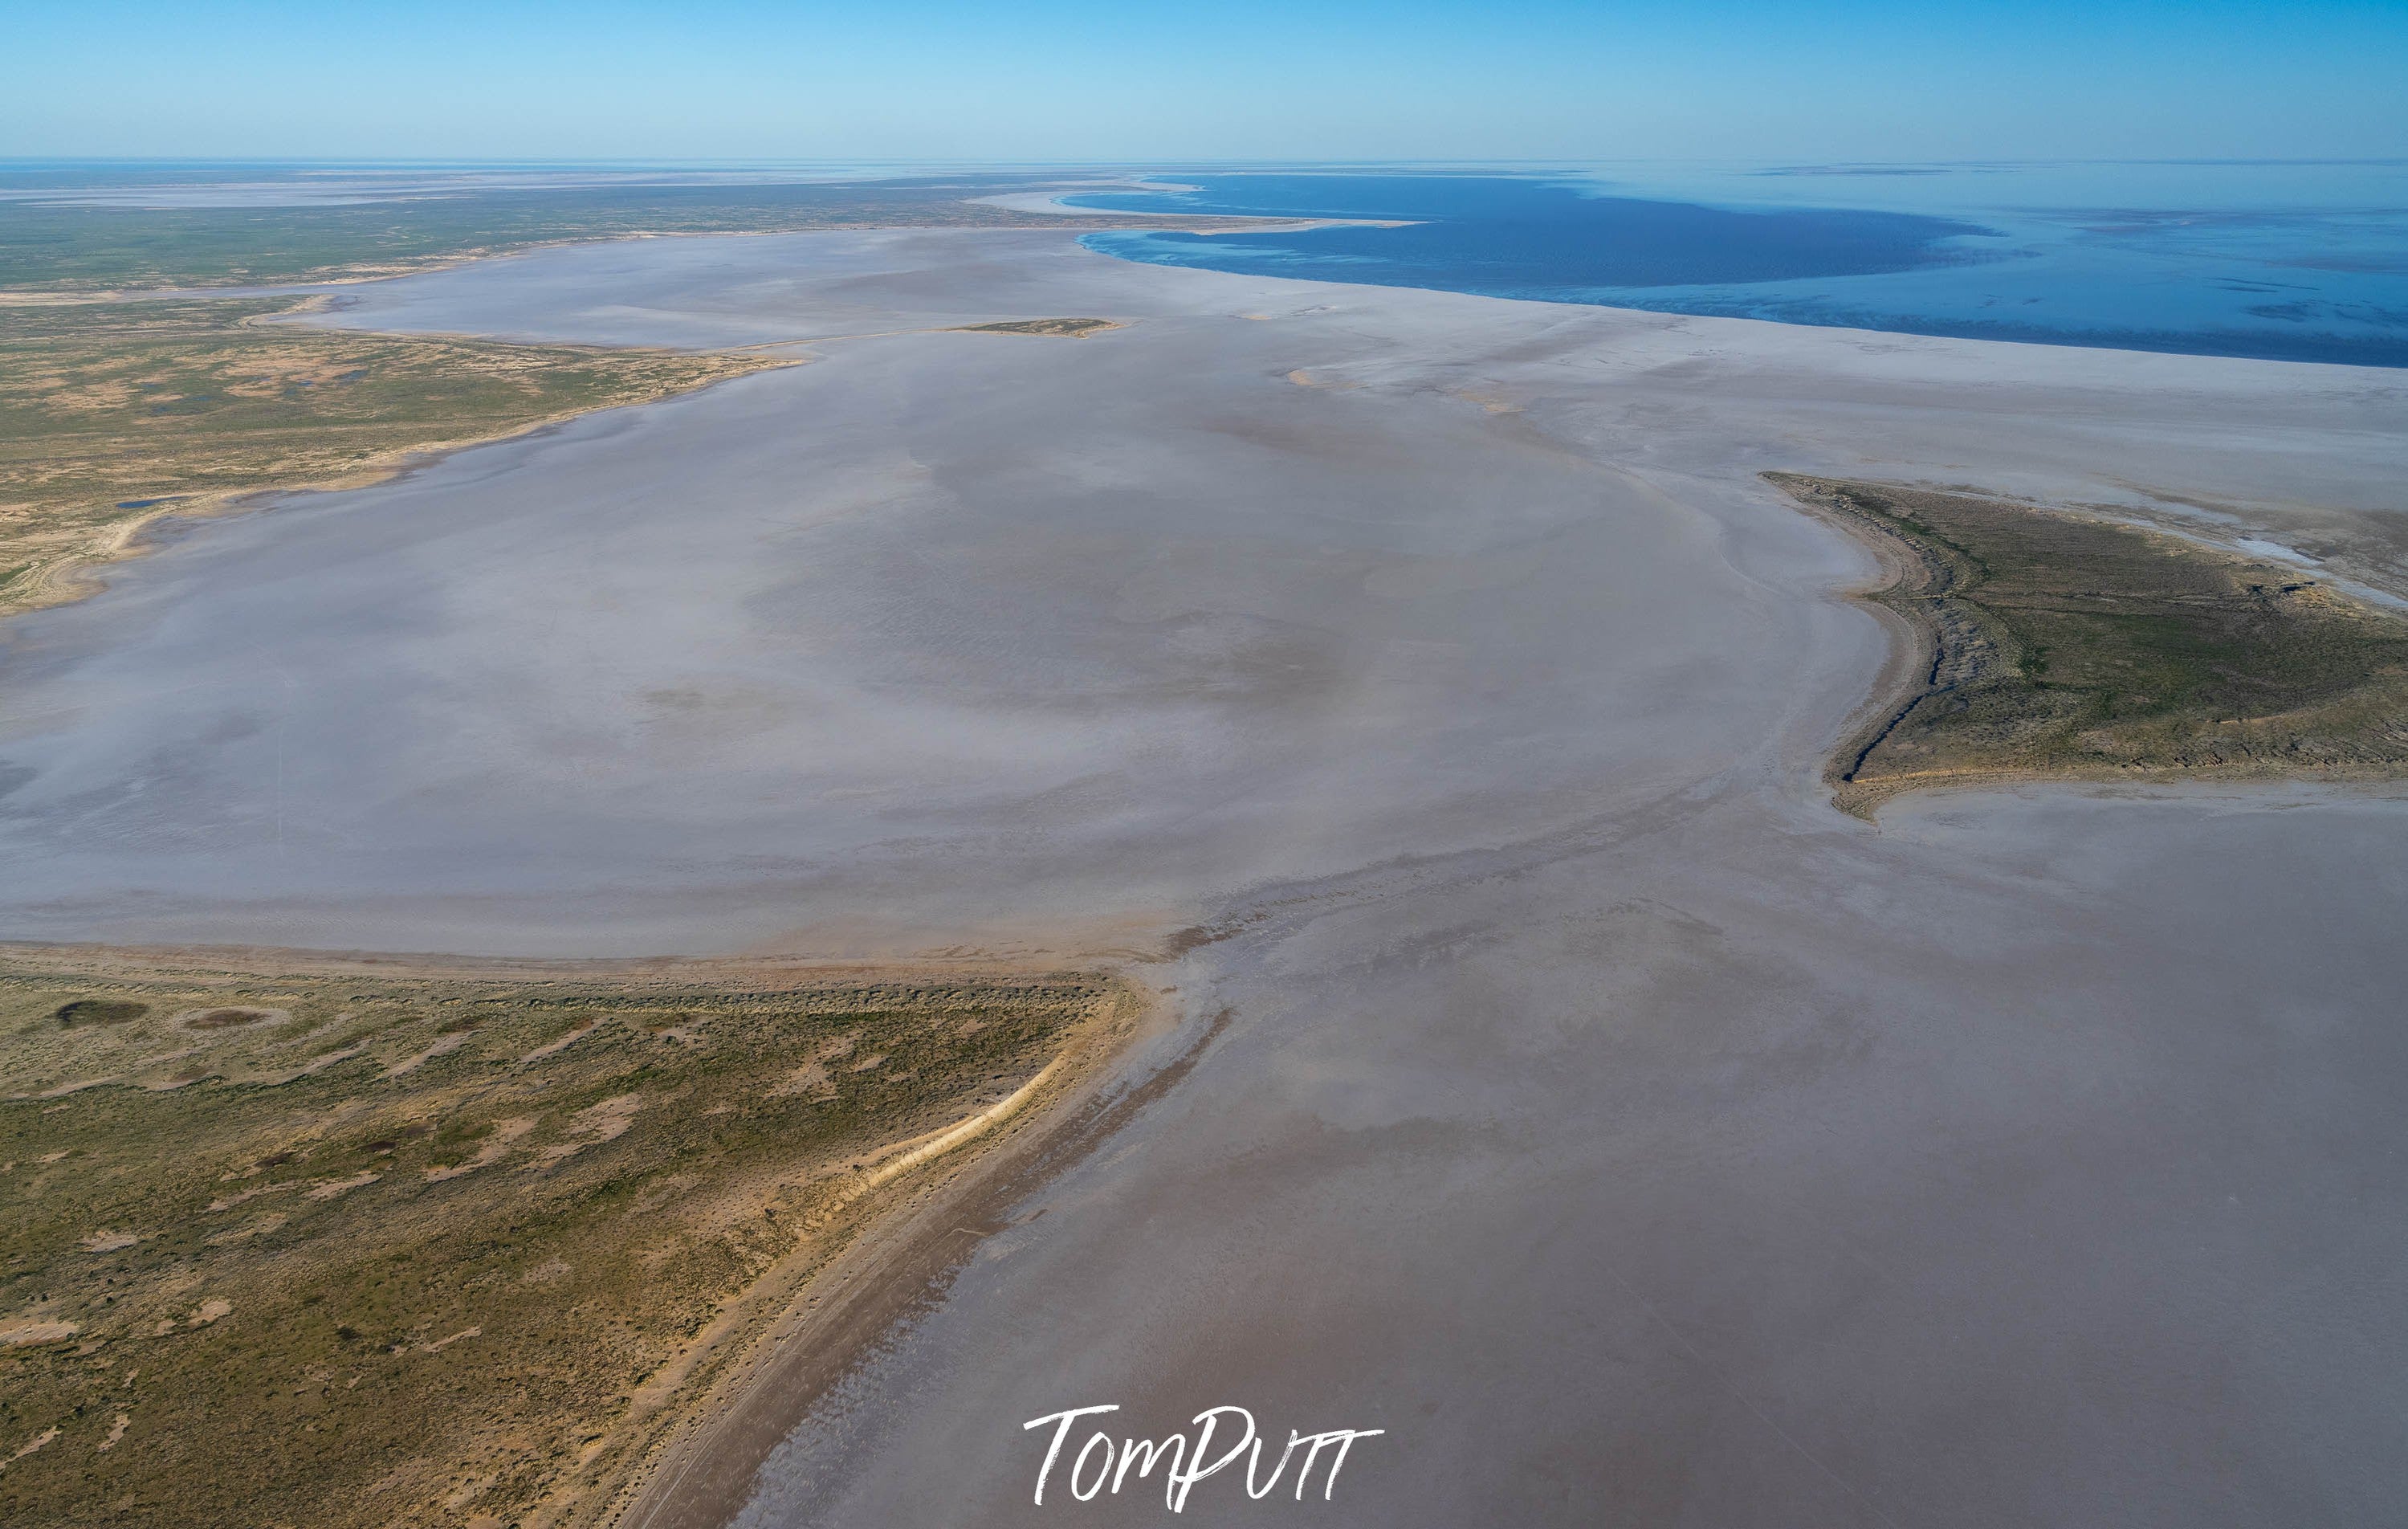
<box><xmin>1071</xmin><ymin>163</ymin><xmax>2408</xmax><ymax>366</ymax></box>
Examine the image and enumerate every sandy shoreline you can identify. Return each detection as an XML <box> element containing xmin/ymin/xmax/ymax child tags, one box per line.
<box><xmin>607</xmin><ymin>984</ymin><xmax>1196</xmax><ymax>1529</ymax></box>
<box><xmin>1</xmin><ymin>366</ymin><xmax>789</xmax><ymax>622</ymax></box>
<box><xmin>0</xmin><ymin>295</ymin><xmax>794</xmax><ymax>625</ymax></box>
<box><xmin>0</xmin><ymin>936</ymin><xmax>1165</xmax><ymax>1527</ymax></box>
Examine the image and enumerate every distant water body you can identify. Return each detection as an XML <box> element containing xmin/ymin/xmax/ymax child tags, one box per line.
<box><xmin>1069</xmin><ymin>165</ymin><xmax>2408</xmax><ymax>367</ymax></box>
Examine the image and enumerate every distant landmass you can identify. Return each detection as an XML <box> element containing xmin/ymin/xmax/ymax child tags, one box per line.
<box><xmin>1073</xmin><ymin>165</ymin><xmax>2408</xmax><ymax>365</ymax></box>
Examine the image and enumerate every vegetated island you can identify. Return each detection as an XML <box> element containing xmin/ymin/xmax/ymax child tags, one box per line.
<box><xmin>1770</xmin><ymin>473</ymin><xmax>2408</xmax><ymax>816</ymax></box>
<box><xmin>0</xmin><ymin>948</ymin><xmax>1145</xmax><ymax>1529</ymax></box>
<box><xmin>950</xmin><ymin>316</ymin><xmax>1122</xmax><ymax>337</ymax></box>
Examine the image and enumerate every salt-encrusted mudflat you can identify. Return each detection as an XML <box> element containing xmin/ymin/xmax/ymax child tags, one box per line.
<box><xmin>3</xmin><ymin>230</ymin><xmax>2406</xmax><ymax>1526</ymax></box>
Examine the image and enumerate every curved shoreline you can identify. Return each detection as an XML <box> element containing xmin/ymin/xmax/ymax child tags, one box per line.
<box><xmin>0</xmin><ymin>297</ymin><xmax>792</xmax><ymax>624</ymax></box>
<box><xmin>604</xmin><ymin>985</ymin><xmax>1207</xmax><ymax>1529</ymax></box>
<box><xmin>1771</xmin><ymin>471</ymin><xmax>2408</xmax><ymax>818</ymax></box>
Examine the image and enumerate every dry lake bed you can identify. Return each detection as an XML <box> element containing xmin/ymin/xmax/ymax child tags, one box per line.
<box><xmin>5</xmin><ymin>229</ymin><xmax>2407</xmax><ymax>1526</ymax></box>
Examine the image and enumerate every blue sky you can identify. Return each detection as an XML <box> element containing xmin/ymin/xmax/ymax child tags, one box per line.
<box><xmin>3</xmin><ymin>0</ymin><xmax>2404</xmax><ymax>162</ymax></box>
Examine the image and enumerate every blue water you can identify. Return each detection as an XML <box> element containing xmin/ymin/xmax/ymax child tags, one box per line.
<box><xmin>1069</xmin><ymin>165</ymin><xmax>2408</xmax><ymax>367</ymax></box>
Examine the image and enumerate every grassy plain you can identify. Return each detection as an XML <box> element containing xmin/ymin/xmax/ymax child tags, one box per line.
<box><xmin>0</xmin><ymin>949</ymin><xmax>1131</xmax><ymax>1528</ymax></box>
<box><xmin>1772</xmin><ymin>474</ymin><xmax>2408</xmax><ymax>812</ymax></box>
<box><xmin>0</xmin><ymin>297</ymin><xmax>777</xmax><ymax>618</ymax></box>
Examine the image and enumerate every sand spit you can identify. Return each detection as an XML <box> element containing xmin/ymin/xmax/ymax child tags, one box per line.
<box><xmin>593</xmin><ymin>985</ymin><xmax>1171</xmax><ymax>1529</ymax></box>
<box><xmin>2</xmin><ymin>232</ymin><xmax>2406</xmax><ymax>1527</ymax></box>
<box><xmin>1774</xmin><ymin>473</ymin><xmax>2408</xmax><ymax>816</ymax></box>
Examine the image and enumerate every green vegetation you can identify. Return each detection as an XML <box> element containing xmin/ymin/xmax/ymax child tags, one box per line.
<box><xmin>0</xmin><ymin>181</ymin><xmax>1150</xmax><ymax>293</ymax></box>
<box><xmin>0</xmin><ymin>953</ymin><xmax>1125</xmax><ymax>1528</ymax></box>
<box><xmin>0</xmin><ymin>296</ymin><xmax>776</xmax><ymax>617</ymax></box>
<box><xmin>1772</xmin><ymin>474</ymin><xmax>2408</xmax><ymax>813</ymax></box>
<box><xmin>952</xmin><ymin>316</ymin><xmax>1122</xmax><ymax>337</ymax></box>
